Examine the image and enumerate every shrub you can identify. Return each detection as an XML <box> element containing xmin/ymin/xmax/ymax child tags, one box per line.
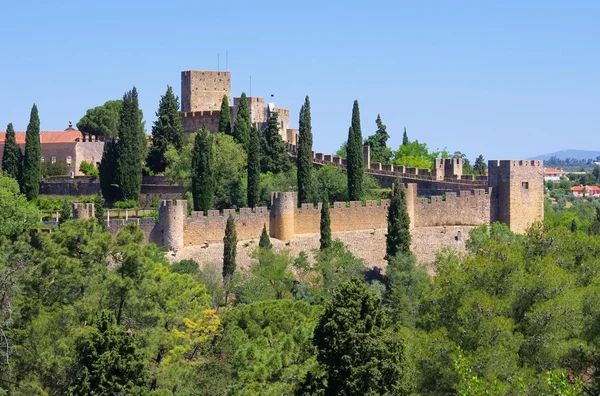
<box><xmin>41</xmin><ymin>161</ymin><xmax>70</xmax><ymax>177</ymax></box>
<box><xmin>170</xmin><ymin>259</ymin><xmax>200</xmax><ymax>275</ymax></box>
<box><xmin>79</xmin><ymin>160</ymin><xmax>99</xmax><ymax>178</ymax></box>
<box><xmin>113</xmin><ymin>199</ymin><xmax>138</xmax><ymax>209</ymax></box>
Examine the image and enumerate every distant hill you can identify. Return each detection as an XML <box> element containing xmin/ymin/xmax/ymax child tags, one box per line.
<box><xmin>529</xmin><ymin>149</ymin><xmax>600</xmax><ymax>161</ymax></box>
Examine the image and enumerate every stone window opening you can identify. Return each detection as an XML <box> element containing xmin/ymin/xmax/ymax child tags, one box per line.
<box><xmin>51</xmin><ymin>156</ymin><xmax>56</xmax><ymax>164</ymax></box>
<box><xmin>66</xmin><ymin>156</ymin><xmax>72</xmax><ymax>164</ymax></box>
<box><xmin>522</xmin><ymin>181</ymin><xmax>529</xmax><ymax>190</ymax></box>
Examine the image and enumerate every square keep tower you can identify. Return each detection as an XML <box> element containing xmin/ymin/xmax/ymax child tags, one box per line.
<box><xmin>181</xmin><ymin>70</ymin><xmax>231</xmax><ymax>112</ymax></box>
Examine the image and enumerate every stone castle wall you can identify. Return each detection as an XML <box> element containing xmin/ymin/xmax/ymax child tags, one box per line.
<box><xmin>180</xmin><ymin>110</ymin><xmax>221</xmax><ymax>134</ymax></box>
<box><xmin>181</xmin><ymin>71</ymin><xmax>231</xmax><ymax>112</ymax></box>
<box><xmin>184</xmin><ymin>208</ymin><xmax>269</xmax><ymax>246</ymax></box>
<box><xmin>414</xmin><ymin>189</ymin><xmax>491</xmax><ymax>227</ymax></box>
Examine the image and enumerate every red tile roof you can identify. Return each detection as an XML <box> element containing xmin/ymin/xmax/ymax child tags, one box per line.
<box><xmin>544</xmin><ymin>167</ymin><xmax>565</xmax><ymax>174</ymax></box>
<box><xmin>0</xmin><ymin>130</ymin><xmax>83</xmax><ymax>144</ymax></box>
<box><xmin>571</xmin><ymin>185</ymin><xmax>600</xmax><ymax>192</ymax></box>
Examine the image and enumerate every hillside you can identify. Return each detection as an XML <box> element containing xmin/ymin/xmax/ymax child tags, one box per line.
<box><xmin>530</xmin><ymin>149</ymin><xmax>600</xmax><ymax>161</ymax></box>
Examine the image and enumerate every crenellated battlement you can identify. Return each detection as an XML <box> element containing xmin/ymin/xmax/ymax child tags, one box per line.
<box><xmin>189</xmin><ymin>207</ymin><xmax>268</xmax><ymax>220</ymax></box>
<box><xmin>488</xmin><ymin>160</ymin><xmax>543</xmax><ymax>168</ymax></box>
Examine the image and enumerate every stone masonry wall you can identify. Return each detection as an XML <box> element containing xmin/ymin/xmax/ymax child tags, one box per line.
<box><xmin>183</xmin><ymin>208</ymin><xmax>269</xmax><ymax>246</ymax></box>
<box><xmin>414</xmin><ymin>189</ymin><xmax>491</xmax><ymax>227</ymax></box>
<box><xmin>74</xmin><ymin>141</ymin><xmax>104</xmax><ymax>176</ymax></box>
<box><xmin>180</xmin><ymin>111</ymin><xmax>221</xmax><ymax>134</ymax></box>
<box><xmin>181</xmin><ymin>71</ymin><xmax>231</xmax><ymax>112</ymax></box>
<box><xmin>293</xmin><ymin>201</ymin><xmax>390</xmax><ymax>235</ymax></box>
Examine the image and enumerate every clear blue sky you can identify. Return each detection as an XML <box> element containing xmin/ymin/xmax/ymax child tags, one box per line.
<box><xmin>1</xmin><ymin>0</ymin><xmax>598</xmax><ymax>160</ymax></box>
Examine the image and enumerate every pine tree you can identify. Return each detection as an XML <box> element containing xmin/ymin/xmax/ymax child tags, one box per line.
<box><xmin>320</xmin><ymin>195</ymin><xmax>332</xmax><ymax>250</ymax></box>
<box><xmin>94</xmin><ymin>193</ymin><xmax>106</xmax><ymax>230</ymax></box>
<box><xmin>260</xmin><ymin>112</ymin><xmax>291</xmax><ymax>174</ymax></box>
<box><xmin>297</xmin><ymin>96</ymin><xmax>313</xmax><ymax>205</ymax></box>
<box><xmin>233</xmin><ymin>93</ymin><xmax>251</xmax><ymax>148</ymax></box>
<box><xmin>116</xmin><ymin>87</ymin><xmax>144</xmax><ymax>201</ymax></box>
<box><xmin>402</xmin><ymin>127</ymin><xmax>409</xmax><ymax>145</ymax></box>
<box><xmin>347</xmin><ymin>100</ymin><xmax>364</xmax><ymax>201</ymax></box>
<box><xmin>473</xmin><ymin>155</ymin><xmax>487</xmax><ymax>176</ymax></box>
<box><xmin>313</xmin><ymin>278</ymin><xmax>409</xmax><ymax>395</ymax></box>
<box><xmin>59</xmin><ymin>200</ymin><xmax>71</xmax><ymax>225</ymax></box>
<box><xmin>247</xmin><ymin>125</ymin><xmax>261</xmax><ymax>208</ymax></box>
<box><xmin>259</xmin><ymin>223</ymin><xmax>272</xmax><ymax>250</ymax></box>
<box><xmin>2</xmin><ymin>123</ymin><xmax>22</xmax><ymax>181</ymax></box>
<box><xmin>223</xmin><ymin>214</ymin><xmax>237</xmax><ymax>283</ymax></box>
<box><xmin>191</xmin><ymin>128</ymin><xmax>215</xmax><ymax>212</ymax></box>
<box><xmin>386</xmin><ymin>182</ymin><xmax>411</xmax><ymax>260</ymax></box>
<box><xmin>147</xmin><ymin>86</ymin><xmax>185</xmax><ymax>174</ymax></box>
<box><xmin>365</xmin><ymin>115</ymin><xmax>392</xmax><ymax>164</ymax></box>
<box><xmin>99</xmin><ymin>139</ymin><xmax>119</xmax><ymax>201</ymax></box>
<box><xmin>21</xmin><ymin>104</ymin><xmax>41</xmax><ymax>200</ymax></box>
<box><xmin>219</xmin><ymin>94</ymin><xmax>231</xmax><ymax>135</ymax></box>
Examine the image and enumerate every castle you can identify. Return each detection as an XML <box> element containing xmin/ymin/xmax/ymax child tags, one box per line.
<box><xmin>179</xmin><ymin>70</ymin><xmax>297</xmax><ymax>143</ymax></box>
<box><xmin>73</xmin><ymin>159</ymin><xmax>544</xmax><ymax>265</ymax></box>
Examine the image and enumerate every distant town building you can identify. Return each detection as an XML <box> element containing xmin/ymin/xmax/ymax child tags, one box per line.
<box><xmin>571</xmin><ymin>185</ymin><xmax>600</xmax><ymax>197</ymax></box>
<box><xmin>544</xmin><ymin>167</ymin><xmax>567</xmax><ymax>182</ymax></box>
<box><xmin>0</xmin><ymin>123</ymin><xmax>104</xmax><ymax>176</ymax></box>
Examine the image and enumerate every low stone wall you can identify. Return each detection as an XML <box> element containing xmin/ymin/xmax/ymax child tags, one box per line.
<box><xmin>183</xmin><ymin>208</ymin><xmax>269</xmax><ymax>246</ymax></box>
<box><xmin>414</xmin><ymin>189</ymin><xmax>491</xmax><ymax>227</ymax></box>
<box><xmin>293</xmin><ymin>201</ymin><xmax>390</xmax><ymax>234</ymax></box>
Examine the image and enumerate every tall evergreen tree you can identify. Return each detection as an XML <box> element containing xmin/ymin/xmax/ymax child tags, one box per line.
<box><xmin>2</xmin><ymin>123</ymin><xmax>22</xmax><ymax>181</ymax></box>
<box><xmin>146</xmin><ymin>86</ymin><xmax>185</xmax><ymax>174</ymax></box>
<box><xmin>94</xmin><ymin>193</ymin><xmax>106</xmax><ymax>230</ymax></box>
<box><xmin>347</xmin><ymin>100</ymin><xmax>364</xmax><ymax>201</ymax></box>
<box><xmin>297</xmin><ymin>96</ymin><xmax>313</xmax><ymax>205</ymax></box>
<box><xmin>260</xmin><ymin>112</ymin><xmax>291</xmax><ymax>174</ymax></box>
<box><xmin>247</xmin><ymin>125</ymin><xmax>261</xmax><ymax>208</ymax></box>
<box><xmin>116</xmin><ymin>87</ymin><xmax>144</xmax><ymax>201</ymax></box>
<box><xmin>365</xmin><ymin>115</ymin><xmax>392</xmax><ymax>164</ymax></box>
<box><xmin>320</xmin><ymin>195</ymin><xmax>332</xmax><ymax>250</ymax></box>
<box><xmin>99</xmin><ymin>139</ymin><xmax>119</xmax><ymax>201</ymax></box>
<box><xmin>313</xmin><ymin>278</ymin><xmax>409</xmax><ymax>395</ymax></box>
<box><xmin>223</xmin><ymin>214</ymin><xmax>237</xmax><ymax>283</ymax></box>
<box><xmin>473</xmin><ymin>154</ymin><xmax>487</xmax><ymax>176</ymax></box>
<box><xmin>386</xmin><ymin>182</ymin><xmax>411</xmax><ymax>260</ymax></box>
<box><xmin>233</xmin><ymin>93</ymin><xmax>251</xmax><ymax>148</ymax></box>
<box><xmin>191</xmin><ymin>128</ymin><xmax>215</xmax><ymax>212</ymax></box>
<box><xmin>402</xmin><ymin>127</ymin><xmax>409</xmax><ymax>145</ymax></box>
<box><xmin>259</xmin><ymin>223</ymin><xmax>272</xmax><ymax>250</ymax></box>
<box><xmin>21</xmin><ymin>104</ymin><xmax>41</xmax><ymax>200</ymax></box>
<box><xmin>219</xmin><ymin>94</ymin><xmax>231</xmax><ymax>135</ymax></box>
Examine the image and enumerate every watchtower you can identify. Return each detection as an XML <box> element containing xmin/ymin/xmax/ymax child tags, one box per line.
<box><xmin>181</xmin><ymin>70</ymin><xmax>231</xmax><ymax>112</ymax></box>
<box><xmin>270</xmin><ymin>192</ymin><xmax>297</xmax><ymax>241</ymax></box>
<box><xmin>488</xmin><ymin>160</ymin><xmax>544</xmax><ymax>233</ymax></box>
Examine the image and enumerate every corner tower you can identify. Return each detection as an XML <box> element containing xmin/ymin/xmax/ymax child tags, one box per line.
<box><xmin>181</xmin><ymin>70</ymin><xmax>231</xmax><ymax>112</ymax></box>
<box><xmin>488</xmin><ymin>160</ymin><xmax>544</xmax><ymax>233</ymax></box>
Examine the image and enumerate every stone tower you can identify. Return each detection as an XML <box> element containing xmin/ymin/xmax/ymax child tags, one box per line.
<box><xmin>270</xmin><ymin>192</ymin><xmax>297</xmax><ymax>241</ymax></box>
<box><xmin>181</xmin><ymin>70</ymin><xmax>231</xmax><ymax>112</ymax></box>
<box><xmin>488</xmin><ymin>160</ymin><xmax>544</xmax><ymax>233</ymax></box>
<box><xmin>159</xmin><ymin>199</ymin><xmax>187</xmax><ymax>250</ymax></box>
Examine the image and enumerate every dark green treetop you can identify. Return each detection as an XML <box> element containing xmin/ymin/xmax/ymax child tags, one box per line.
<box><xmin>260</xmin><ymin>112</ymin><xmax>291</xmax><ymax>174</ymax></box>
<box><xmin>386</xmin><ymin>182</ymin><xmax>411</xmax><ymax>260</ymax></box>
<box><xmin>233</xmin><ymin>92</ymin><xmax>251</xmax><ymax>148</ymax></box>
<box><xmin>223</xmin><ymin>214</ymin><xmax>237</xmax><ymax>283</ymax></box>
<box><xmin>2</xmin><ymin>123</ymin><xmax>22</xmax><ymax>181</ymax></box>
<box><xmin>22</xmin><ymin>104</ymin><xmax>41</xmax><ymax>200</ymax></box>
<box><xmin>297</xmin><ymin>96</ymin><xmax>313</xmax><ymax>205</ymax></box>
<box><xmin>402</xmin><ymin>127</ymin><xmax>409</xmax><ymax>145</ymax></box>
<box><xmin>116</xmin><ymin>87</ymin><xmax>144</xmax><ymax>201</ymax></box>
<box><xmin>191</xmin><ymin>128</ymin><xmax>215</xmax><ymax>212</ymax></box>
<box><xmin>320</xmin><ymin>195</ymin><xmax>332</xmax><ymax>250</ymax></box>
<box><xmin>247</xmin><ymin>125</ymin><xmax>260</xmax><ymax>208</ymax></box>
<box><xmin>259</xmin><ymin>223</ymin><xmax>272</xmax><ymax>250</ymax></box>
<box><xmin>147</xmin><ymin>85</ymin><xmax>185</xmax><ymax>174</ymax></box>
<box><xmin>219</xmin><ymin>94</ymin><xmax>231</xmax><ymax>135</ymax></box>
<box><xmin>346</xmin><ymin>100</ymin><xmax>364</xmax><ymax>201</ymax></box>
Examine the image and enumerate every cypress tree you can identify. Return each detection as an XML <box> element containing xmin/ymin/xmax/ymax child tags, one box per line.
<box><xmin>347</xmin><ymin>100</ymin><xmax>364</xmax><ymax>201</ymax></box>
<box><xmin>2</xmin><ymin>123</ymin><xmax>22</xmax><ymax>181</ymax></box>
<box><xmin>22</xmin><ymin>104</ymin><xmax>41</xmax><ymax>200</ymax></box>
<box><xmin>116</xmin><ymin>87</ymin><xmax>144</xmax><ymax>201</ymax></box>
<box><xmin>386</xmin><ymin>182</ymin><xmax>411</xmax><ymax>260</ymax></box>
<box><xmin>191</xmin><ymin>128</ymin><xmax>215</xmax><ymax>212</ymax></box>
<box><xmin>571</xmin><ymin>219</ymin><xmax>578</xmax><ymax>233</ymax></box>
<box><xmin>94</xmin><ymin>193</ymin><xmax>106</xmax><ymax>230</ymax></box>
<box><xmin>320</xmin><ymin>195</ymin><xmax>332</xmax><ymax>250</ymax></box>
<box><xmin>223</xmin><ymin>214</ymin><xmax>237</xmax><ymax>283</ymax></box>
<box><xmin>233</xmin><ymin>93</ymin><xmax>251</xmax><ymax>148</ymax></box>
<box><xmin>247</xmin><ymin>125</ymin><xmax>260</xmax><ymax>208</ymax></box>
<box><xmin>260</xmin><ymin>112</ymin><xmax>291</xmax><ymax>174</ymax></box>
<box><xmin>219</xmin><ymin>94</ymin><xmax>231</xmax><ymax>135</ymax></box>
<box><xmin>147</xmin><ymin>85</ymin><xmax>185</xmax><ymax>174</ymax></box>
<box><xmin>473</xmin><ymin>154</ymin><xmax>487</xmax><ymax>176</ymax></box>
<box><xmin>297</xmin><ymin>96</ymin><xmax>313</xmax><ymax>205</ymax></box>
<box><xmin>99</xmin><ymin>139</ymin><xmax>119</xmax><ymax>201</ymax></box>
<box><xmin>402</xmin><ymin>127</ymin><xmax>409</xmax><ymax>145</ymax></box>
<box><xmin>59</xmin><ymin>200</ymin><xmax>71</xmax><ymax>225</ymax></box>
<box><xmin>259</xmin><ymin>223</ymin><xmax>272</xmax><ymax>250</ymax></box>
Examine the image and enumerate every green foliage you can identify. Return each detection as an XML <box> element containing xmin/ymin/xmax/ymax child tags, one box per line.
<box><xmin>0</xmin><ymin>173</ymin><xmax>40</xmax><ymax>239</ymax></box>
<box><xmin>473</xmin><ymin>154</ymin><xmax>486</xmax><ymax>176</ymax></box>
<box><xmin>297</xmin><ymin>96</ymin><xmax>313</xmax><ymax>205</ymax></box>
<box><xmin>261</xmin><ymin>112</ymin><xmax>291</xmax><ymax>174</ymax></box>
<box><xmin>93</xmin><ymin>193</ymin><xmax>105</xmax><ymax>229</ymax></box>
<box><xmin>79</xmin><ymin>160</ymin><xmax>99</xmax><ymax>178</ymax></box>
<box><xmin>364</xmin><ymin>114</ymin><xmax>392</xmax><ymax>164</ymax></box>
<box><xmin>259</xmin><ymin>223</ymin><xmax>272</xmax><ymax>250</ymax></box>
<box><xmin>313</xmin><ymin>164</ymin><xmax>347</xmax><ymax>202</ymax></box>
<box><xmin>238</xmin><ymin>249</ymin><xmax>296</xmax><ymax>301</ymax></box>
<box><xmin>170</xmin><ymin>259</ymin><xmax>200</xmax><ymax>275</ymax></box>
<box><xmin>165</xmin><ymin>132</ymin><xmax>247</xmax><ymax>209</ymax></box>
<box><xmin>259</xmin><ymin>168</ymin><xmax>297</xmax><ymax>207</ymax></box>
<box><xmin>99</xmin><ymin>139</ymin><xmax>119</xmax><ymax>201</ymax></box>
<box><xmin>402</xmin><ymin>127</ymin><xmax>409</xmax><ymax>145</ymax></box>
<box><xmin>386</xmin><ymin>183</ymin><xmax>411</xmax><ymax>259</ymax></box>
<box><xmin>394</xmin><ymin>140</ymin><xmax>449</xmax><ymax>169</ymax></box>
<box><xmin>223</xmin><ymin>214</ymin><xmax>237</xmax><ymax>283</ymax></box>
<box><xmin>320</xmin><ymin>196</ymin><xmax>331</xmax><ymax>250</ymax></box>
<box><xmin>116</xmin><ymin>87</ymin><xmax>144</xmax><ymax>201</ymax></box>
<box><xmin>113</xmin><ymin>199</ymin><xmax>138</xmax><ymax>209</ymax></box>
<box><xmin>2</xmin><ymin>123</ymin><xmax>22</xmax><ymax>181</ymax></box>
<box><xmin>191</xmin><ymin>128</ymin><xmax>215</xmax><ymax>212</ymax></box>
<box><xmin>59</xmin><ymin>200</ymin><xmax>71</xmax><ymax>224</ymax></box>
<box><xmin>22</xmin><ymin>104</ymin><xmax>41</xmax><ymax>200</ymax></box>
<box><xmin>147</xmin><ymin>85</ymin><xmax>185</xmax><ymax>174</ymax></box>
<box><xmin>313</xmin><ymin>278</ymin><xmax>411</xmax><ymax>395</ymax></box>
<box><xmin>385</xmin><ymin>253</ymin><xmax>428</xmax><ymax>326</ymax></box>
<box><xmin>233</xmin><ymin>92</ymin><xmax>251</xmax><ymax>148</ymax></box>
<box><xmin>41</xmin><ymin>160</ymin><xmax>70</xmax><ymax>177</ymax></box>
<box><xmin>77</xmin><ymin>99</ymin><xmax>121</xmax><ymax>138</ymax></box>
<box><xmin>69</xmin><ymin>310</ymin><xmax>147</xmax><ymax>395</ymax></box>
<box><xmin>346</xmin><ymin>100</ymin><xmax>364</xmax><ymax>201</ymax></box>
<box><xmin>219</xmin><ymin>94</ymin><xmax>232</xmax><ymax>134</ymax></box>
<box><xmin>247</xmin><ymin>125</ymin><xmax>261</xmax><ymax>208</ymax></box>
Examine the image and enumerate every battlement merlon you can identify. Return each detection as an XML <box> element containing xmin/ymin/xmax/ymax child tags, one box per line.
<box><xmin>488</xmin><ymin>160</ymin><xmax>544</xmax><ymax>168</ymax></box>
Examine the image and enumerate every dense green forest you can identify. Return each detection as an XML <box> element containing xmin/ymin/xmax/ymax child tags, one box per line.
<box><xmin>0</xmin><ymin>168</ymin><xmax>598</xmax><ymax>395</ymax></box>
